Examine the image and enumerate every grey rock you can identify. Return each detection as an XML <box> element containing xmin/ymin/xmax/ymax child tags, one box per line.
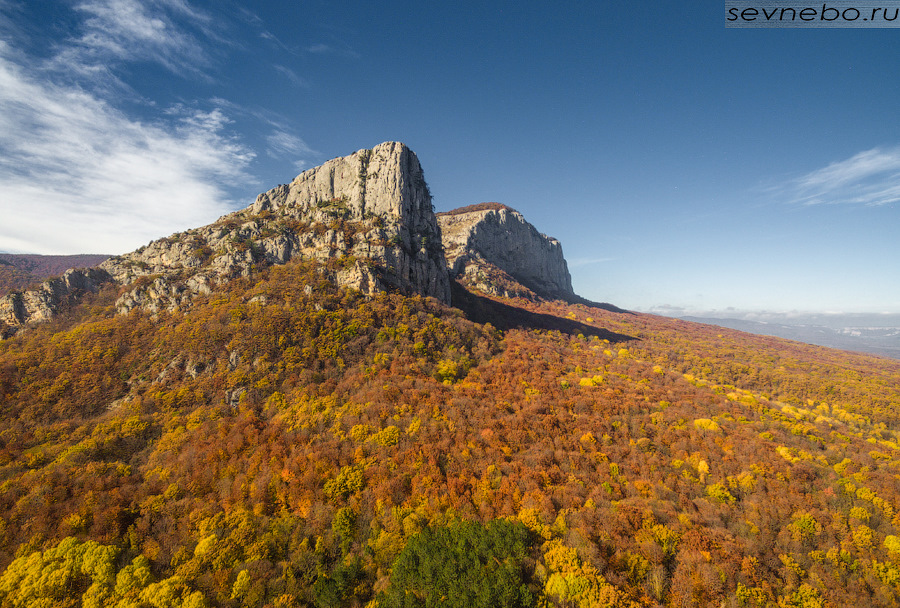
<box><xmin>0</xmin><ymin>267</ymin><xmax>112</xmax><ymax>326</ymax></box>
<box><xmin>225</xmin><ymin>387</ymin><xmax>246</xmax><ymax>409</ymax></box>
<box><xmin>437</xmin><ymin>204</ymin><xmax>574</xmax><ymax>300</ymax></box>
<box><xmin>227</xmin><ymin>349</ymin><xmax>241</xmax><ymax>371</ymax></box>
<box><xmin>99</xmin><ymin>141</ymin><xmax>450</xmax><ymax>315</ymax></box>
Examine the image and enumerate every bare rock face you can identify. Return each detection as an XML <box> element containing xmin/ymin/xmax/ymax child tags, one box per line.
<box><xmin>245</xmin><ymin>141</ymin><xmax>449</xmax><ymax>302</ymax></box>
<box><xmin>0</xmin><ymin>268</ymin><xmax>111</xmax><ymax>327</ymax></box>
<box><xmin>97</xmin><ymin>142</ymin><xmax>449</xmax><ymax>315</ymax></box>
<box><xmin>1</xmin><ymin>143</ymin><xmax>450</xmax><ymax>334</ymax></box>
<box><xmin>437</xmin><ymin>203</ymin><xmax>574</xmax><ymax>301</ymax></box>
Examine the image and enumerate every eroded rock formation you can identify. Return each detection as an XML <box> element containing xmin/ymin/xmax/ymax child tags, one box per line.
<box><xmin>1</xmin><ymin>142</ymin><xmax>451</xmax><ymax>332</ymax></box>
<box><xmin>0</xmin><ymin>268</ymin><xmax>110</xmax><ymax>327</ymax></box>
<box><xmin>438</xmin><ymin>203</ymin><xmax>574</xmax><ymax>301</ymax></box>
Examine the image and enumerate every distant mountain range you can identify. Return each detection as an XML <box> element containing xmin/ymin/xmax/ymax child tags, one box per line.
<box><xmin>0</xmin><ymin>253</ymin><xmax>110</xmax><ymax>296</ymax></box>
<box><xmin>681</xmin><ymin>312</ymin><xmax>900</xmax><ymax>360</ymax></box>
<box><xmin>0</xmin><ymin>253</ymin><xmax>111</xmax><ymax>278</ymax></box>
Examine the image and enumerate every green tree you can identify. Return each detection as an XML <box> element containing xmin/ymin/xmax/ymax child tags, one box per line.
<box><xmin>379</xmin><ymin>519</ymin><xmax>535</xmax><ymax>608</ymax></box>
<box><xmin>312</xmin><ymin>558</ymin><xmax>364</xmax><ymax>608</ymax></box>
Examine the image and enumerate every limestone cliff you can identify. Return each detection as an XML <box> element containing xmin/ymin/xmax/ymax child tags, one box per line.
<box><xmin>0</xmin><ymin>146</ymin><xmax>582</xmax><ymax>336</ymax></box>
<box><xmin>437</xmin><ymin>203</ymin><xmax>574</xmax><ymax>301</ymax></box>
<box><xmin>99</xmin><ymin>141</ymin><xmax>450</xmax><ymax>314</ymax></box>
<box><xmin>0</xmin><ymin>268</ymin><xmax>111</xmax><ymax>329</ymax></box>
<box><xmin>1</xmin><ymin>142</ymin><xmax>450</xmax><ymax>333</ymax></box>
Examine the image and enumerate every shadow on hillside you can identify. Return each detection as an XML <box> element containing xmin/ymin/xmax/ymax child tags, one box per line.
<box><xmin>451</xmin><ymin>282</ymin><xmax>635</xmax><ymax>343</ymax></box>
<box><xmin>563</xmin><ymin>293</ymin><xmax>635</xmax><ymax>315</ymax></box>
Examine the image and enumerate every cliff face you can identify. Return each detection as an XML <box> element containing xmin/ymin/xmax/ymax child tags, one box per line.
<box><xmin>0</xmin><ymin>268</ymin><xmax>110</xmax><ymax>331</ymax></box>
<box><xmin>1</xmin><ymin>146</ymin><xmax>583</xmax><ymax>336</ymax></box>
<box><xmin>1</xmin><ymin>142</ymin><xmax>450</xmax><ymax>332</ymax></box>
<box><xmin>437</xmin><ymin>204</ymin><xmax>574</xmax><ymax>301</ymax></box>
<box><xmin>245</xmin><ymin>141</ymin><xmax>449</xmax><ymax>303</ymax></box>
<box><xmin>99</xmin><ymin>141</ymin><xmax>450</xmax><ymax>314</ymax></box>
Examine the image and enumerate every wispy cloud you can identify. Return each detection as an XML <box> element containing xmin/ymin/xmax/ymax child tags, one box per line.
<box><xmin>209</xmin><ymin>96</ymin><xmax>319</xmax><ymax>171</ymax></box>
<box><xmin>260</xmin><ymin>31</ymin><xmax>298</xmax><ymax>55</ymax></box>
<box><xmin>273</xmin><ymin>64</ymin><xmax>308</xmax><ymax>88</ymax></box>
<box><xmin>266</xmin><ymin>130</ymin><xmax>316</xmax><ymax>172</ymax></box>
<box><xmin>60</xmin><ymin>0</ymin><xmax>218</xmax><ymax>83</ymax></box>
<box><xmin>306</xmin><ymin>42</ymin><xmax>360</xmax><ymax>59</ymax></box>
<box><xmin>0</xmin><ymin>2</ymin><xmax>255</xmax><ymax>255</ymax></box>
<box><xmin>781</xmin><ymin>146</ymin><xmax>900</xmax><ymax>207</ymax></box>
<box><xmin>569</xmin><ymin>256</ymin><xmax>615</xmax><ymax>268</ymax></box>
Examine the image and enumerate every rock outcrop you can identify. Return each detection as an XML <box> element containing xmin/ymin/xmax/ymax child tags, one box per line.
<box><xmin>437</xmin><ymin>203</ymin><xmax>574</xmax><ymax>301</ymax></box>
<box><xmin>0</xmin><ymin>268</ymin><xmax>111</xmax><ymax>327</ymax></box>
<box><xmin>1</xmin><ymin>142</ymin><xmax>451</xmax><ymax>334</ymax></box>
<box><xmin>100</xmin><ymin>141</ymin><xmax>449</xmax><ymax>314</ymax></box>
<box><xmin>1</xmin><ymin>145</ymin><xmax>584</xmax><ymax>336</ymax></box>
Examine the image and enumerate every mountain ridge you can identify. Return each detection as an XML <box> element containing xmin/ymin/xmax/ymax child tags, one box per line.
<box><xmin>0</xmin><ymin>143</ymin><xmax>583</xmax><ymax>338</ymax></box>
<box><xmin>5</xmin><ymin>145</ymin><xmax>900</xmax><ymax>607</ymax></box>
<box><xmin>681</xmin><ymin>314</ymin><xmax>900</xmax><ymax>360</ymax></box>
<box><xmin>0</xmin><ymin>143</ymin><xmax>456</xmax><ymax>335</ymax></box>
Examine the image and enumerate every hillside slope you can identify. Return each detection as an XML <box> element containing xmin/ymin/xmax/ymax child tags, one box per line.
<box><xmin>1</xmin><ymin>144</ymin><xmax>899</xmax><ymax>607</ymax></box>
<box><xmin>0</xmin><ymin>259</ymin><xmax>899</xmax><ymax>607</ymax></box>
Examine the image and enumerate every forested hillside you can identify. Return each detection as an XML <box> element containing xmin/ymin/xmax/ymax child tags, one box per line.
<box><xmin>0</xmin><ymin>255</ymin><xmax>110</xmax><ymax>297</ymax></box>
<box><xmin>0</xmin><ymin>262</ymin><xmax>35</xmax><ymax>298</ymax></box>
<box><xmin>0</xmin><ymin>257</ymin><xmax>899</xmax><ymax>607</ymax></box>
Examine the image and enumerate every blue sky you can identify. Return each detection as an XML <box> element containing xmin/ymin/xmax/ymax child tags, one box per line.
<box><xmin>0</xmin><ymin>0</ymin><xmax>898</xmax><ymax>314</ymax></box>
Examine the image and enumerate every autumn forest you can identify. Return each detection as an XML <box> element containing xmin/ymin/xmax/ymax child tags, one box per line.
<box><xmin>1</xmin><ymin>257</ymin><xmax>900</xmax><ymax>607</ymax></box>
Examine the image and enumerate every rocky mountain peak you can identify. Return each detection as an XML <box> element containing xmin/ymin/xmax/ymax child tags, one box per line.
<box><xmin>1</xmin><ymin>145</ymin><xmax>584</xmax><ymax>337</ymax></box>
<box><xmin>252</xmin><ymin>142</ymin><xmax>433</xmax><ymax>225</ymax></box>
<box><xmin>96</xmin><ymin>141</ymin><xmax>450</xmax><ymax>314</ymax></box>
<box><xmin>1</xmin><ymin>143</ymin><xmax>451</xmax><ymax>334</ymax></box>
<box><xmin>241</xmin><ymin>141</ymin><xmax>450</xmax><ymax>302</ymax></box>
<box><xmin>437</xmin><ymin>204</ymin><xmax>575</xmax><ymax>301</ymax></box>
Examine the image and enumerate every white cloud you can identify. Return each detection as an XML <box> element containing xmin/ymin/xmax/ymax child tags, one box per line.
<box><xmin>68</xmin><ymin>0</ymin><xmax>214</xmax><ymax>77</ymax></box>
<box><xmin>267</xmin><ymin>130</ymin><xmax>315</xmax><ymax>160</ymax></box>
<box><xmin>0</xmin><ymin>1</ymin><xmax>255</xmax><ymax>255</ymax></box>
<box><xmin>273</xmin><ymin>64</ymin><xmax>308</xmax><ymax>88</ymax></box>
<box><xmin>641</xmin><ymin>304</ymin><xmax>689</xmax><ymax>317</ymax></box>
<box><xmin>0</xmin><ymin>0</ymin><xmax>328</xmax><ymax>255</ymax></box>
<box><xmin>782</xmin><ymin>146</ymin><xmax>900</xmax><ymax>207</ymax></box>
<box><xmin>569</xmin><ymin>256</ymin><xmax>615</xmax><ymax>268</ymax></box>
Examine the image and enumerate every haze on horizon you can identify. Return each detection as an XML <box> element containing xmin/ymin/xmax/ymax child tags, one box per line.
<box><xmin>0</xmin><ymin>1</ymin><xmax>897</xmax><ymax>315</ymax></box>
